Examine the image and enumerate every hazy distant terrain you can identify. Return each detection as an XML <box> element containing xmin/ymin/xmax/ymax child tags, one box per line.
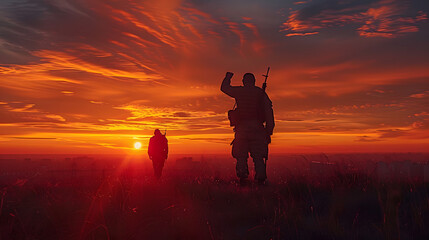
<box><xmin>1</xmin><ymin>153</ymin><xmax>429</xmax><ymax>239</ymax></box>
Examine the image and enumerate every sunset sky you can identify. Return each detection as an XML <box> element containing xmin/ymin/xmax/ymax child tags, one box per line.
<box><xmin>1</xmin><ymin>0</ymin><xmax>428</xmax><ymax>154</ymax></box>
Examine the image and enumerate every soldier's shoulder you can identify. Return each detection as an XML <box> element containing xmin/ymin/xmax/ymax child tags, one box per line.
<box><xmin>252</xmin><ymin>86</ymin><xmax>264</xmax><ymax>92</ymax></box>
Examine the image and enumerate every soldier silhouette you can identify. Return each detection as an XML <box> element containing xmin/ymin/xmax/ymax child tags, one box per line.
<box><xmin>148</xmin><ymin>129</ymin><xmax>168</xmax><ymax>179</ymax></box>
<box><xmin>221</xmin><ymin>72</ymin><xmax>275</xmax><ymax>185</ymax></box>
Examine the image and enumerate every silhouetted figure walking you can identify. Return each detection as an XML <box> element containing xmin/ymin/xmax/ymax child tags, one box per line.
<box><xmin>221</xmin><ymin>72</ymin><xmax>274</xmax><ymax>185</ymax></box>
<box><xmin>148</xmin><ymin>129</ymin><xmax>168</xmax><ymax>179</ymax></box>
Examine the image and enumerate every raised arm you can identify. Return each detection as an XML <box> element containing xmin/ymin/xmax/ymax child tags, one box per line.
<box><xmin>221</xmin><ymin>72</ymin><xmax>240</xmax><ymax>98</ymax></box>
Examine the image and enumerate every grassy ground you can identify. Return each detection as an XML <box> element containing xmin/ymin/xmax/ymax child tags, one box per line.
<box><xmin>1</xmin><ymin>159</ymin><xmax>429</xmax><ymax>240</ymax></box>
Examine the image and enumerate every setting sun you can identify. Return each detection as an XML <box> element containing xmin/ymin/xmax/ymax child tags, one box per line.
<box><xmin>134</xmin><ymin>142</ymin><xmax>142</xmax><ymax>150</ymax></box>
<box><xmin>0</xmin><ymin>0</ymin><xmax>428</xmax><ymax>155</ymax></box>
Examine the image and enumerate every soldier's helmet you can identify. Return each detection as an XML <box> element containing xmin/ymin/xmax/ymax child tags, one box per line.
<box><xmin>242</xmin><ymin>73</ymin><xmax>256</xmax><ymax>86</ymax></box>
<box><xmin>154</xmin><ymin>129</ymin><xmax>162</xmax><ymax>136</ymax></box>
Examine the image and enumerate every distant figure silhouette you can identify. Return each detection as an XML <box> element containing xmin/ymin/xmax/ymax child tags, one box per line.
<box><xmin>148</xmin><ymin>129</ymin><xmax>168</xmax><ymax>179</ymax></box>
<box><xmin>221</xmin><ymin>72</ymin><xmax>275</xmax><ymax>185</ymax></box>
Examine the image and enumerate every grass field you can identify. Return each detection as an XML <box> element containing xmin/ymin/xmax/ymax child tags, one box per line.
<box><xmin>1</xmin><ymin>153</ymin><xmax>429</xmax><ymax>240</ymax></box>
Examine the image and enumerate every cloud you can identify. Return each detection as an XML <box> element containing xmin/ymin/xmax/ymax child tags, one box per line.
<box><xmin>410</xmin><ymin>91</ymin><xmax>429</xmax><ymax>98</ymax></box>
<box><xmin>377</xmin><ymin>129</ymin><xmax>409</xmax><ymax>138</ymax></box>
<box><xmin>355</xmin><ymin>135</ymin><xmax>382</xmax><ymax>142</ymax></box>
<box><xmin>10</xmin><ymin>137</ymin><xmax>56</xmax><ymax>140</ymax></box>
<box><xmin>0</xmin><ymin>101</ymin><xmax>67</xmax><ymax>123</ymax></box>
<box><xmin>414</xmin><ymin>112</ymin><xmax>429</xmax><ymax>117</ymax></box>
<box><xmin>61</xmin><ymin>91</ymin><xmax>74</xmax><ymax>96</ymax></box>
<box><xmin>114</xmin><ymin>104</ymin><xmax>226</xmax><ymax>131</ymax></box>
<box><xmin>314</xmin><ymin>118</ymin><xmax>337</xmax><ymax>122</ymax></box>
<box><xmin>178</xmin><ymin>136</ymin><xmax>230</xmax><ymax>144</ymax></box>
<box><xmin>285</xmin><ymin>32</ymin><xmax>319</xmax><ymax>37</ymax></box>
<box><xmin>0</xmin><ymin>0</ymin><xmax>428</xmax><ymax>153</ymax></box>
<box><xmin>281</xmin><ymin>0</ymin><xmax>427</xmax><ymax>38</ymax></box>
<box><xmin>173</xmin><ymin>112</ymin><xmax>192</xmax><ymax>118</ymax></box>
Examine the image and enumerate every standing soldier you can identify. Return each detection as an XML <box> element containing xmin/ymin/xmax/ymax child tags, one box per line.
<box><xmin>148</xmin><ymin>129</ymin><xmax>168</xmax><ymax>179</ymax></box>
<box><xmin>221</xmin><ymin>71</ymin><xmax>275</xmax><ymax>185</ymax></box>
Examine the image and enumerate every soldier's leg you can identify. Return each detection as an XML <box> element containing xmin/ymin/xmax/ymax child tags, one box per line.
<box><xmin>252</xmin><ymin>157</ymin><xmax>266</xmax><ymax>181</ymax></box>
<box><xmin>152</xmin><ymin>158</ymin><xmax>164</xmax><ymax>179</ymax></box>
<box><xmin>235</xmin><ymin>158</ymin><xmax>249</xmax><ymax>179</ymax></box>
<box><xmin>249</xmin><ymin>131</ymin><xmax>268</xmax><ymax>181</ymax></box>
<box><xmin>152</xmin><ymin>160</ymin><xmax>158</xmax><ymax>178</ymax></box>
<box><xmin>156</xmin><ymin>160</ymin><xmax>165</xmax><ymax>179</ymax></box>
<box><xmin>232</xmin><ymin>133</ymin><xmax>249</xmax><ymax>179</ymax></box>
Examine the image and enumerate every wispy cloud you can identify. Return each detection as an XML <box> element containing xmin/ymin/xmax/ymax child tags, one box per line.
<box><xmin>0</xmin><ymin>0</ymin><xmax>428</xmax><ymax>153</ymax></box>
<box><xmin>281</xmin><ymin>0</ymin><xmax>427</xmax><ymax>38</ymax></box>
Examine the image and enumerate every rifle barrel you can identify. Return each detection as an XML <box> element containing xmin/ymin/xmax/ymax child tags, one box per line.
<box><xmin>263</xmin><ymin>67</ymin><xmax>270</xmax><ymax>83</ymax></box>
<box><xmin>262</xmin><ymin>67</ymin><xmax>270</xmax><ymax>91</ymax></box>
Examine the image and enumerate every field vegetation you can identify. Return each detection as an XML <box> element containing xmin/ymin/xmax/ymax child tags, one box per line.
<box><xmin>1</xmin><ymin>153</ymin><xmax>428</xmax><ymax>240</ymax></box>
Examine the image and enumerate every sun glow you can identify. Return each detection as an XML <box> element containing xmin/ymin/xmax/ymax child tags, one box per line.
<box><xmin>134</xmin><ymin>142</ymin><xmax>142</xmax><ymax>149</ymax></box>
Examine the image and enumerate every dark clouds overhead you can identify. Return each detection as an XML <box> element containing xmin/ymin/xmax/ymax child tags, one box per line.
<box><xmin>281</xmin><ymin>0</ymin><xmax>428</xmax><ymax>37</ymax></box>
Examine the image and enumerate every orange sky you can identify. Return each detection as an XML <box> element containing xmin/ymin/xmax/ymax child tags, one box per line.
<box><xmin>1</xmin><ymin>0</ymin><xmax>429</xmax><ymax>154</ymax></box>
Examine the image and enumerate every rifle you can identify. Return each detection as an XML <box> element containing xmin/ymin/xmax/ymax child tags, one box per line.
<box><xmin>261</xmin><ymin>67</ymin><xmax>270</xmax><ymax>167</ymax></box>
<box><xmin>262</xmin><ymin>67</ymin><xmax>270</xmax><ymax>91</ymax></box>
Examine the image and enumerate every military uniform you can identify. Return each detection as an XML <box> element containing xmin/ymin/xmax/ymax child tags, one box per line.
<box><xmin>148</xmin><ymin>130</ymin><xmax>168</xmax><ymax>179</ymax></box>
<box><xmin>221</xmin><ymin>72</ymin><xmax>274</xmax><ymax>182</ymax></box>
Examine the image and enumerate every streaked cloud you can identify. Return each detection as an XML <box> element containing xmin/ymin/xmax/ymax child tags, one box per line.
<box><xmin>282</xmin><ymin>0</ymin><xmax>427</xmax><ymax>38</ymax></box>
<box><xmin>0</xmin><ymin>0</ymin><xmax>428</xmax><ymax>153</ymax></box>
